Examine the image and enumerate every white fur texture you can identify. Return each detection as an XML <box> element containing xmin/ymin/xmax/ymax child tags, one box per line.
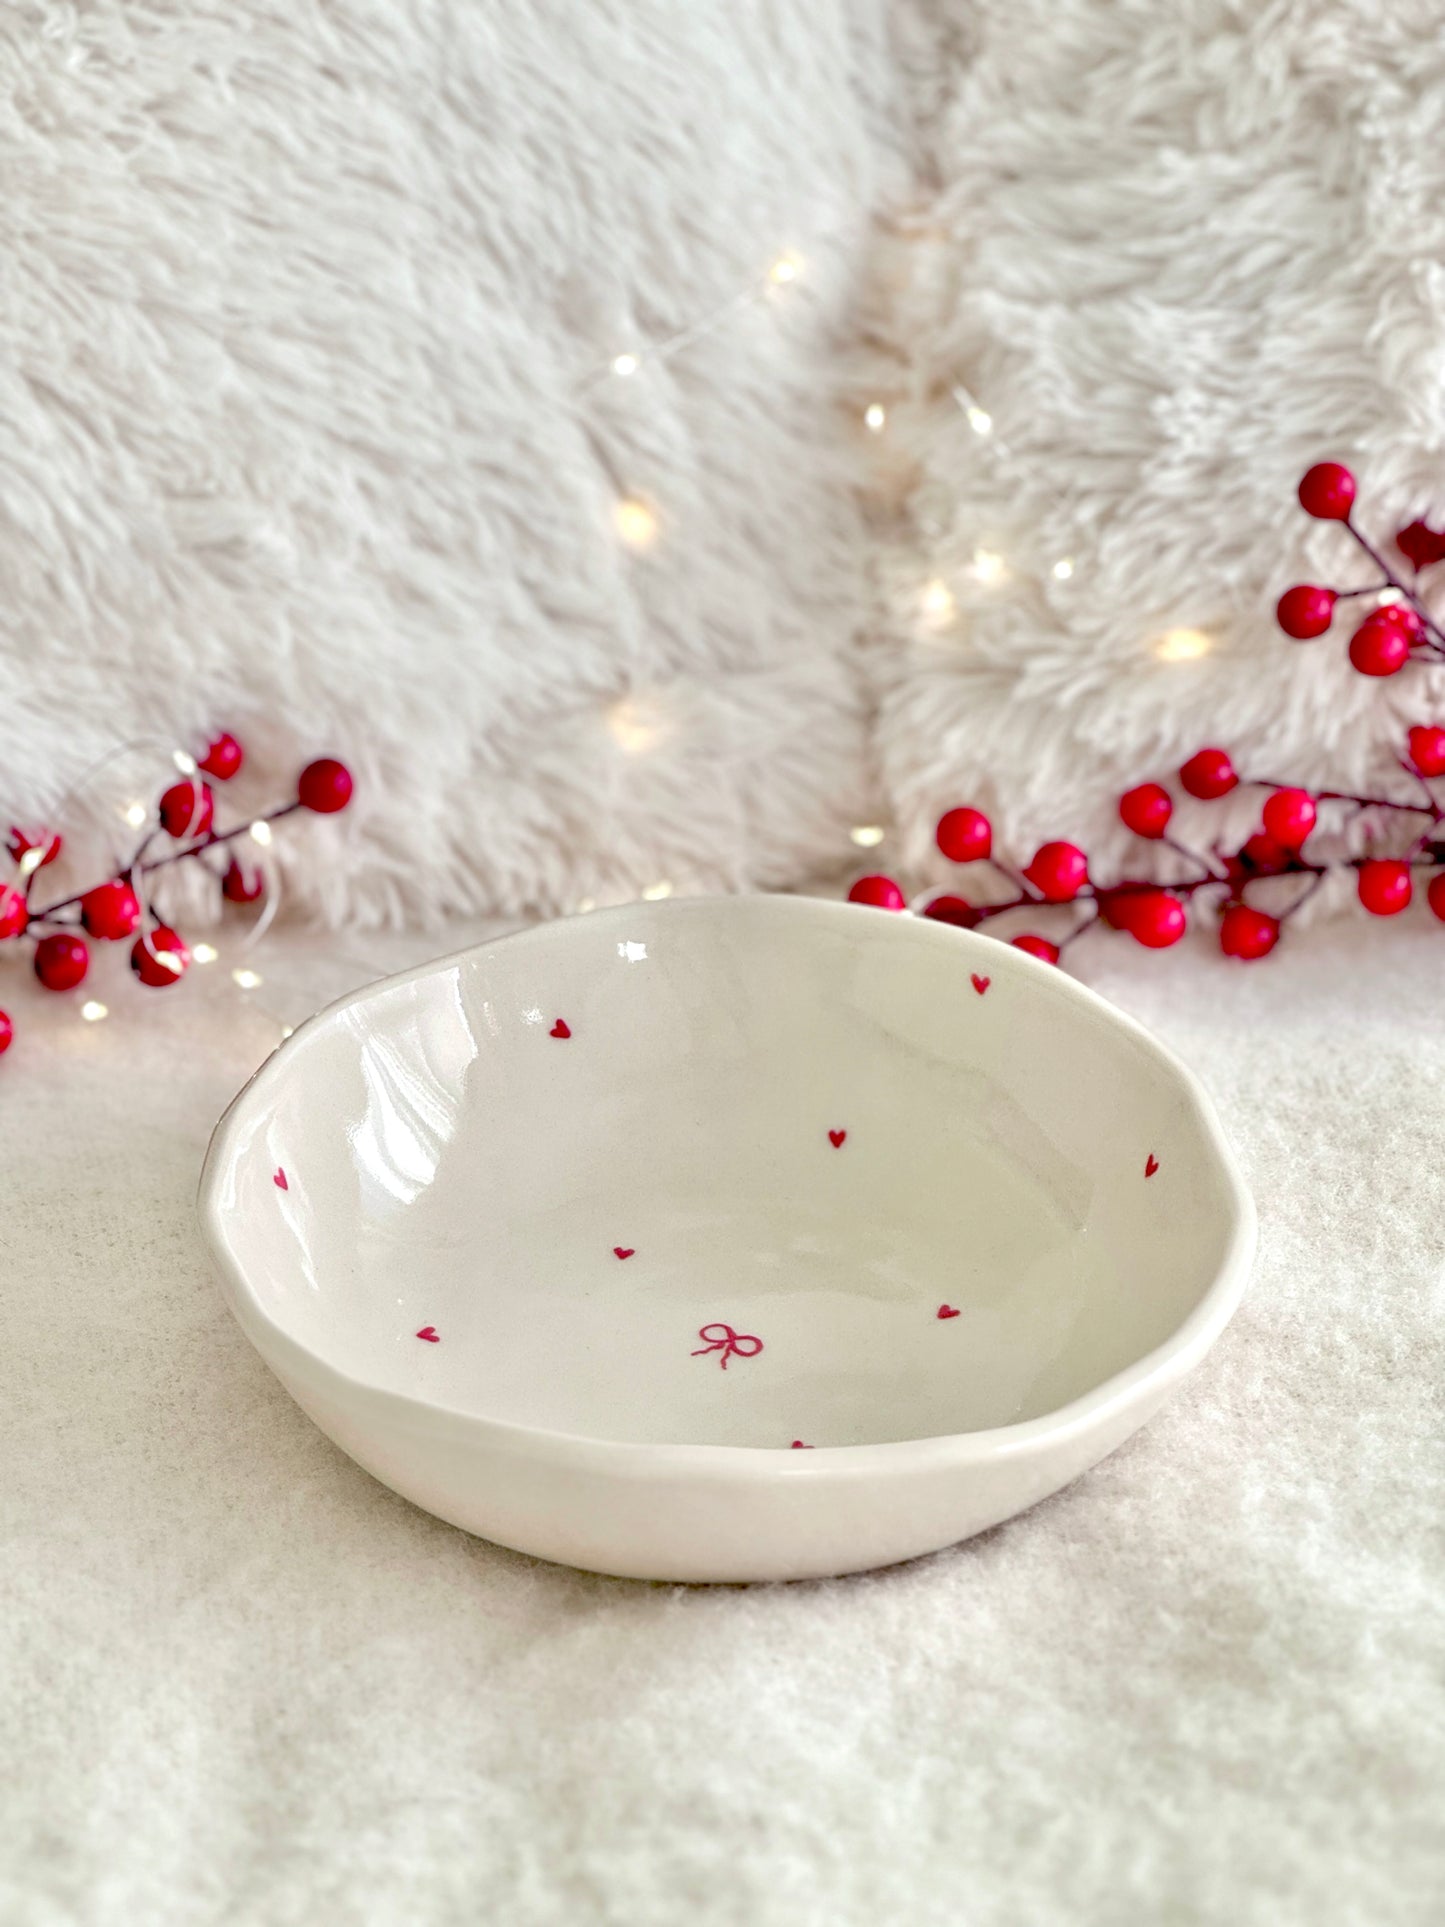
<box><xmin>872</xmin><ymin>0</ymin><xmax>1445</xmax><ymax>892</ymax></box>
<box><xmin>0</xmin><ymin>2</ymin><xmax>906</xmax><ymax>927</ymax></box>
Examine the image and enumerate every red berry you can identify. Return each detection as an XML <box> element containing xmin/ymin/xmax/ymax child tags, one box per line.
<box><xmin>1118</xmin><ymin>783</ymin><xmax>1173</xmax><ymax>839</ymax></box>
<box><xmin>1374</xmin><ymin>602</ymin><xmax>1424</xmax><ymax>632</ymax></box>
<box><xmin>0</xmin><ymin>887</ymin><xmax>28</xmax><ymax>940</ymax></box>
<box><xmin>1023</xmin><ymin>841</ymin><xmax>1088</xmax><ymax>903</ymax></box>
<box><xmin>1428</xmin><ymin>874</ymin><xmax>1445</xmax><ymax>923</ymax></box>
<box><xmin>1396</xmin><ymin>521</ymin><xmax>1445</xmax><ymax>570</ymax></box>
<box><xmin>34</xmin><ymin>933</ymin><xmax>89</xmax><ymax>991</ymax></box>
<box><xmin>1298</xmin><ymin>462</ymin><xmax>1356</xmax><ymax>521</ymax></box>
<box><xmin>1261</xmin><ymin>788</ymin><xmax>1316</xmax><ymax>851</ymax></box>
<box><xmin>7</xmin><ymin>826</ymin><xmax>62</xmax><ymax>868</ymax></box>
<box><xmin>922</xmin><ymin>893</ymin><xmax>979</xmax><ymax>928</ymax></box>
<box><xmin>0</xmin><ymin>1009</ymin><xmax>11</xmax><ymax>1055</ymax></box>
<box><xmin>1408</xmin><ymin>724</ymin><xmax>1445</xmax><ymax>777</ymax></box>
<box><xmin>130</xmin><ymin>925</ymin><xmax>191</xmax><ymax>987</ymax></box>
<box><xmin>935</xmin><ymin>807</ymin><xmax>992</xmax><ymax>864</ymax></box>
<box><xmin>158</xmin><ymin>779</ymin><xmax>215</xmax><ymax>839</ymax></box>
<box><xmin>1011</xmin><ymin>934</ymin><xmax>1060</xmax><ymax>965</ymax></box>
<box><xmin>222</xmin><ymin>857</ymin><xmax>265</xmax><ymax>904</ymax></box>
<box><xmin>847</xmin><ymin>874</ymin><xmax>905</xmax><ymax>911</ymax></box>
<box><xmin>1237</xmin><ymin>831</ymin><xmax>1290</xmax><ymax>877</ymax></box>
<box><xmin>198</xmin><ymin>732</ymin><xmax>244</xmax><ymax>780</ymax></box>
<box><xmin>1179</xmin><ymin>749</ymin><xmax>1238</xmax><ymax>800</ymax></box>
<box><xmin>80</xmin><ymin>878</ymin><xmax>142</xmax><ymax>941</ymax></box>
<box><xmin>1275</xmin><ymin>586</ymin><xmax>1336</xmax><ymax>640</ymax></box>
<box><xmin>1348</xmin><ymin>612</ymin><xmax>1413</xmax><ymax>678</ymax></box>
<box><xmin>297</xmin><ymin>758</ymin><xmax>354</xmax><ymax>814</ymax></box>
<box><xmin>1123</xmin><ymin>890</ymin><xmax>1186</xmax><ymax>949</ymax></box>
<box><xmin>1219</xmin><ymin>903</ymin><xmax>1280</xmax><ymax>960</ymax></box>
<box><xmin>1357</xmin><ymin>858</ymin><xmax>1412</xmax><ymax>917</ymax></box>
<box><xmin>1099</xmin><ymin>885</ymin><xmax>1149</xmax><ymax>931</ymax></box>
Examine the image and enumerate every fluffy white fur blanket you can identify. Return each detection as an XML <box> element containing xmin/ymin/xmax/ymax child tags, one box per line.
<box><xmin>873</xmin><ymin>0</ymin><xmax>1445</xmax><ymax>889</ymax></box>
<box><xmin>5</xmin><ymin>1</ymin><xmax>1444</xmax><ymax>929</ymax></box>
<box><xmin>0</xmin><ymin>1</ymin><xmax>904</xmax><ymax>927</ymax></box>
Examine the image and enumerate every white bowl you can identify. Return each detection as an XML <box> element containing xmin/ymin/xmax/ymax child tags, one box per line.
<box><xmin>199</xmin><ymin>895</ymin><xmax>1254</xmax><ymax>1583</ymax></box>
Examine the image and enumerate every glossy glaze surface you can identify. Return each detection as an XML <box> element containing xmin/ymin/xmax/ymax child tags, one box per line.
<box><xmin>199</xmin><ymin>896</ymin><xmax>1254</xmax><ymax>1580</ymax></box>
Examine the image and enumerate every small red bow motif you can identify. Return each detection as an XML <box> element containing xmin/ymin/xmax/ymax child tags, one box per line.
<box><xmin>691</xmin><ymin>1322</ymin><xmax>764</xmax><ymax>1369</ymax></box>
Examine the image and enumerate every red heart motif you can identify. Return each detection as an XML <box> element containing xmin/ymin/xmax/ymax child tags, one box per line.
<box><xmin>790</xmin><ymin>1440</ymin><xmax>814</xmax><ymax>1449</ymax></box>
<box><xmin>416</xmin><ymin>1326</ymin><xmax>440</xmax><ymax>1343</ymax></box>
<box><xmin>1145</xmin><ymin>1154</ymin><xmax>1159</xmax><ymax>1178</ymax></box>
<box><xmin>550</xmin><ymin>1019</ymin><xmax>571</xmax><ymax>1039</ymax></box>
<box><xmin>937</xmin><ymin>1304</ymin><xmax>961</xmax><ymax>1320</ymax></box>
<box><xmin>613</xmin><ymin>1246</ymin><xmax>635</xmax><ymax>1260</ymax></box>
<box><xmin>828</xmin><ymin>1129</ymin><xmax>847</xmax><ymax>1148</ymax></box>
<box><xmin>272</xmin><ymin>1168</ymin><xmax>288</xmax><ymax>1191</ymax></box>
<box><xmin>971</xmin><ymin>974</ymin><xmax>990</xmax><ymax>996</ymax></box>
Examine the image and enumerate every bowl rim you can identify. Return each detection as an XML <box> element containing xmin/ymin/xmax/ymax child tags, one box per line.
<box><xmin>197</xmin><ymin>892</ymin><xmax>1257</xmax><ymax>1475</ymax></box>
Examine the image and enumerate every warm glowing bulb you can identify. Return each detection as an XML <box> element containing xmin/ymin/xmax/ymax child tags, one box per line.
<box><xmin>1052</xmin><ymin>558</ymin><xmax>1075</xmax><ymax>581</ymax></box>
<box><xmin>920</xmin><ymin>580</ymin><xmax>956</xmax><ymax>627</ymax></box>
<box><xmin>231</xmin><ymin>967</ymin><xmax>263</xmax><ymax>990</ymax></box>
<box><xmin>614</xmin><ymin>497</ymin><xmax>659</xmax><ymax>550</ymax></box>
<box><xmin>80</xmin><ymin>1001</ymin><xmax>108</xmax><ymax>1023</ymax></box>
<box><xmin>191</xmin><ymin>942</ymin><xmax>218</xmax><ymax>965</ymax></box>
<box><xmin>965</xmin><ymin>406</ymin><xmax>993</xmax><ymax>436</ymax></box>
<box><xmin>249</xmin><ymin>820</ymin><xmax>273</xmax><ymax>847</ymax></box>
<box><xmin>607</xmin><ymin>697</ymin><xmax>667</xmax><ymax>755</ymax></box>
<box><xmin>612</xmin><ymin>353</ymin><xmax>639</xmax><ymax>377</ymax></box>
<box><xmin>172</xmin><ymin>749</ymin><xmax>198</xmax><ymax>776</ymax></box>
<box><xmin>577</xmin><ymin>897</ymin><xmax>597</xmax><ymax>914</ymax></box>
<box><xmin>18</xmin><ymin>847</ymin><xmax>44</xmax><ymax>878</ymax></box>
<box><xmin>641</xmin><ymin>880</ymin><xmax>672</xmax><ymax>901</ymax></box>
<box><xmin>1156</xmin><ymin>627</ymin><xmax>1212</xmax><ymax>662</ymax></box>
<box><xmin>769</xmin><ymin>256</ymin><xmax>800</xmax><ymax>285</ymax></box>
<box><xmin>864</xmin><ymin>403</ymin><xmax>887</xmax><ymax>433</ymax></box>
<box><xmin>971</xmin><ymin>548</ymin><xmax>1007</xmax><ymax>586</ymax></box>
<box><xmin>279</xmin><ymin>1025</ymin><xmax>295</xmax><ymax>1040</ymax></box>
<box><xmin>850</xmin><ymin>825</ymin><xmax>885</xmax><ymax>848</ymax></box>
<box><xmin>122</xmin><ymin>801</ymin><xmax>148</xmax><ymax>828</ymax></box>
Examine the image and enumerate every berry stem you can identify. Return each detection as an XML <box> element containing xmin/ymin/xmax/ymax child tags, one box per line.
<box><xmin>28</xmin><ymin>802</ymin><xmax>301</xmax><ymax>922</ymax></box>
<box><xmin>1248</xmin><ymin>779</ymin><xmax>1435</xmax><ymax>816</ymax></box>
<box><xmin>1344</xmin><ymin>521</ymin><xmax>1445</xmax><ymax>651</ymax></box>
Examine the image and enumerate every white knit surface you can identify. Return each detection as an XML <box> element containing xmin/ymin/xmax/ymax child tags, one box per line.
<box><xmin>3</xmin><ymin>912</ymin><xmax>1440</xmax><ymax>1927</ymax></box>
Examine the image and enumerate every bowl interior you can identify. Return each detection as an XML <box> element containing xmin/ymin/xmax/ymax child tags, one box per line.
<box><xmin>204</xmin><ymin>897</ymin><xmax>1241</xmax><ymax>1449</ymax></box>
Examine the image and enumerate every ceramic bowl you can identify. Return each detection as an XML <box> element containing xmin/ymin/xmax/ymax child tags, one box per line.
<box><xmin>199</xmin><ymin>894</ymin><xmax>1254</xmax><ymax>1583</ymax></box>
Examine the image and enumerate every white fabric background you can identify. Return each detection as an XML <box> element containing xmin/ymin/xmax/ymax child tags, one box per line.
<box><xmin>871</xmin><ymin>0</ymin><xmax>1445</xmax><ymax>887</ymax></box>
<box><xmin>0</xmin><ymin>0</ymin><xmax>907</xmax><ymax>925</ymax></box>
<box><xmin>3</xmin><ymin>911</ymin><xmax>1441</xmax><ymax>1925</ymax></box>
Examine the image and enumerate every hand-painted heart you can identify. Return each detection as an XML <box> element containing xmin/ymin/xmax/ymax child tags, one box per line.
<box><xmin>416</xmin><ymin>1326</ymin><xmax>439</xmax><ymax>1342</ymax></box>
<box><xmin>936</xmin><ymin>1304</ymin><xmax>961</xmax><ymax>1320</ymax></box>
<box><xmin>549</xmin><ymin>1019</ymin><xmax>571</xmax><ymax>1039</ymax></box>
<box><xmin>272</xmin><ymin>1168</ymin><xmax>288</xmax><ymax>1190</ymax></box>
<box><xmin>828</xmin><ymin>1129</ymin><xmax>847</xmax><ymax>1148</ymax></box>
<box><xmin>970</xmin><ymin>974</ymin><xmax>990</xmax><ymax>996</ymax></box>
<box><xmin>790</xmin><ymin>1440</ymin><xmax>814</xmax><ymax>1449</ymax></box>
<box><xmin>1145</xmin><ymin>1153</ymin><xmax>1159</xmax><ymax>1177</ymax></box>
<box><xmin>613</xmin><ymin>1246</ymin><xmax>635</xmax><ymax>1260</ymax></box>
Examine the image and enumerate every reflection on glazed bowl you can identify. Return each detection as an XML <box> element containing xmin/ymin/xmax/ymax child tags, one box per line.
<box><xmin>198</xmin><ymin>894</ymin><xmax>1254</xmax><ymax>1582</ymax></box>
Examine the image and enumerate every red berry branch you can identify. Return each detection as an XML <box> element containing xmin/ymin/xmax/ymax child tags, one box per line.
<box><xmin>850</xmin><ymin>461</ymin><xmax>1445</xmax><ymax>966</ymax></box>
<box><xmin>0</xmin><ymin>738</ymin><xmax>353</xmax><ymax>1057</ymax></box>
